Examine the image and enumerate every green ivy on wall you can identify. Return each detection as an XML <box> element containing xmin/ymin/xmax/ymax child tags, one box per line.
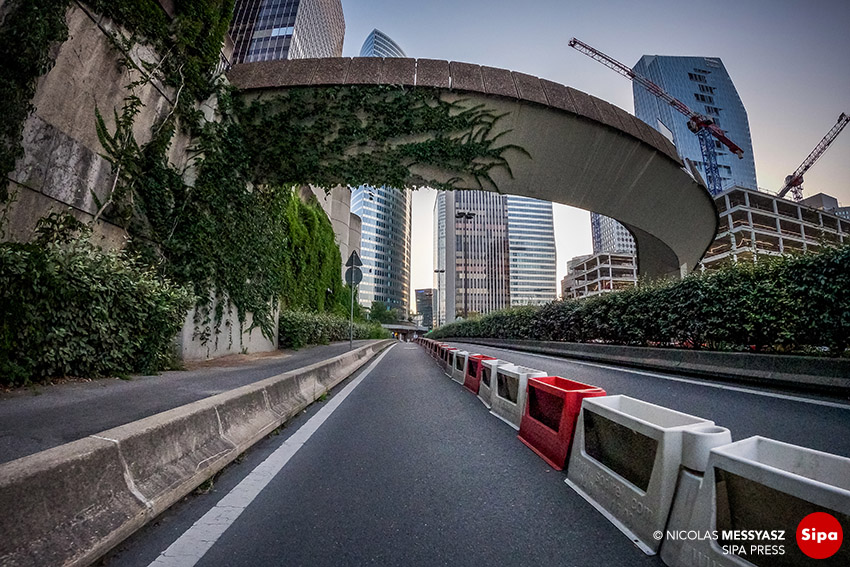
<box><xmin>0</xmin><ymin>0</ymin><xmax>71</xmax><ymax>198</ymax></box>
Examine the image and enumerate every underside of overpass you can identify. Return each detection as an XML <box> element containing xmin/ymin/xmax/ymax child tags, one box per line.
<box><xmin>227</xmin><ymin>57</ymin><xmax>719</xmax><ymax>278</ymax></box>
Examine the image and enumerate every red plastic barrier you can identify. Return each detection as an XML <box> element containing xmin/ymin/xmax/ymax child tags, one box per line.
<box><xmin>463</xmin><ymin>355</ymin><xmax>496</xmax><ymax>394</ymax></box>
<box><xmin>518</xmin><ymin>377</ymin><xmax>606</xmax><ymax>471</ymax></box>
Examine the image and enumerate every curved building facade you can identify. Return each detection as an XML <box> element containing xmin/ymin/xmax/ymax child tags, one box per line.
<box><xmin>359</xmin><ymin>29</ymin><xmax>406</xmax><ymax>58</ymax></box>
<box><xmin>351</xmin><ymin>30</ymin><xmax>412</xmax><ymax>316</ymax></box>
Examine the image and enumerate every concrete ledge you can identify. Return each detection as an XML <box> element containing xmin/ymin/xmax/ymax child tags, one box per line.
<box><xmin>0</xmin><ymin>340</ymin><xmax>393</xmax><ymax>567</ymax></box>
<box><xmin>444</xmin><ymin>338</ymin><xmax>850</xmax><ymax>396</ymax></box>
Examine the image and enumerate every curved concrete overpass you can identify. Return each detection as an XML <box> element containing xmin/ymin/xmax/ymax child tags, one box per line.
<box><xmin>227</xmin><ymin>57</ymin><xmax>719</xmax><ymax>277</ymax></box>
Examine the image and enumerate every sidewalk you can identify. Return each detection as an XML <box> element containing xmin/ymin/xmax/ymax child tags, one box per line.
<box><xmin>0</xmin><ymin>340</ymin><xmax>379</xmax><ymax>464</ymax></box>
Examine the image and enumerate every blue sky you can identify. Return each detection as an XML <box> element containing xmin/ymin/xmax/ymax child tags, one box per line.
<box><xmin>339</xmin><ymin>0</ymin><xmax>850</xmax><ymax>300</ymax></box>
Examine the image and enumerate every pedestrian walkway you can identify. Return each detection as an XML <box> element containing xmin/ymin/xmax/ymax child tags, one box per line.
<box><xmin>0</xmin><ymin>340</ymin><xmax>376</xmax><ymax>464</ymax></box>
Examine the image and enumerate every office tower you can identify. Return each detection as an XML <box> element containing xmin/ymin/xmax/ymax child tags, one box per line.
<box><xmin>434</xmin><ymin>191</ymin><xmax>510</xmax><ymax>324</ymax></box>
<box><xmin>415</xmin><ymin>289</ymin><xmax>434</xmax><ymax>329</ymax></box>
<box><xmin>351</xmin><ymin>30</ymin><xmax>412</xmax><ymax>316</ymax></box>
<box><xmin>359</xmin><ymin>28</ymin><xmax>405</xmax><ymax>58</ymax></box>
<box><xmin>633</xmin><ymin>55</ymin><xmax>757</xmax><ymax>192</ymax></box>
<box><xmin>229</xmin><ymin>0</ymin><xmax>344</xmax><ymax>64</ymax></box>
<box><xmin>590</xmin><ymin>212</ymin><xmax>636</xmax><ymax>255</ymax></box>
<box><xmin>506</xmin><ymin>196</ymin><xmax>557</xmax><ymax>305</ymax></box>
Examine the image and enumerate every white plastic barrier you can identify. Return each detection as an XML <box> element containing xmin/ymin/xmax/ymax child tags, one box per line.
<box><xmin>489</xmin><ymin>364</ymin><xmax>547</xmax><ymax>430</ymax></box>
<box><xmin>478</xmin><ymin>359</ymin><xmax>508</xmax><ymax>409</ymax></box>
<box><xmin>661</xmin><ymin>436</ymin><xmax>850</xmax><ymax>567</ymax></box>
<box><xmin>566</xmin><ymin>395</ymin><xmax>714</xmax><ymax>554</ymax></box>
<box><xmin>443</xmin><ymin>348</ymin><xmax>458</xmax><ymax>376</ymax></box>
<box><xmin>451</xmin><ymin>351</ymin><xmax>471</xmax><ymax>384</ymax></box>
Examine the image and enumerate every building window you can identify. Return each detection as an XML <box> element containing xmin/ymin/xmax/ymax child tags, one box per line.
<box><xmin>694</xmin><ymin>93</ymin><xmax>714</xmax><ymax>104</ymax></box>
<box><xmin>688</xmin><ymin>72</ymin><xmax>707</xmax><ymax>83</ymax></box>
<box><xmin>705</xmin><ymin>105</ymin><xmax>721</xmax><ymax>115</ymax></box>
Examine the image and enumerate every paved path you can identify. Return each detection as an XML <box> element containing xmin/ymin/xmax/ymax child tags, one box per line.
<box><xmin>0</xmin><ymin>340</ymin><xmax>376</xmax><ymax>464</ymax></box>
<box><xmin>100</xmin><ymin>341</ymin><xmax>850</xmax><ymax>566</ymax></box>
<box><xmin>109</xmin><ymin>342</ymin><xmax>663</xmax><ymax>566</ymax></box>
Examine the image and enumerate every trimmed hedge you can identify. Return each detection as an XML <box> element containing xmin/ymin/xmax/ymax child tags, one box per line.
<box><xmin>429</xmin><ymin>246</ymin><xmax>850</xmax><ymax>356</ymax></box>
<box><xmin>278</xmin><ymin>310</ymin><xmax>390</xmax><ymax>349</ymax></box>
<box><xmin>0</xmin><ymin>215</ymin><xmax>192</xmax><ymax>386</ymax></box>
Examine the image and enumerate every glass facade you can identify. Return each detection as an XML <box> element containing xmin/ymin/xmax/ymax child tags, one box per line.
<box><xmin>229</xmin><ymin>0</ymin><xmax>344</xmax><ymax>64</ymax></box>
<box><xmin>351</xmin><ymin>30</ymin><xmax>411</xmax><ymax>316</ymax></box>
<box><xmin>633</xmin><ymin>55</ymin><xmax>757</xmax><ymax>192</ymax></box>
<box><xmin>506</xmin><ymin>196</ymin><xmax>557</xmax><ymax>305</ymax></box>
<box><xmin>415</xmin><ymin>289</ymin><xmax>434</xmax><ymax>329</ymax></box>
<box><xmin>590</xmin><ymin>212</ymin><xmax>636</xmax><ymax>255</ymax></box>
<box><xmin>359</xmin><ymin>29</ymin><xmax>405</xmax><ymax>58</ymax></box>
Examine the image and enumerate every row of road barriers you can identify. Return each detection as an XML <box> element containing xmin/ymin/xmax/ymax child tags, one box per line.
<box><xmin>415</xmin><ymin>338</ymin><xmax>850</xmax><ymax>565</ymax></box>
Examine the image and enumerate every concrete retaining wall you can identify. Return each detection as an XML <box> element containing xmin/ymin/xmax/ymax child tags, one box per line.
<box><xmin>446</xmin><ymin>338</ymin><xmax>850</xmax><ymax>395</ymax></box>
<box><xmin>0</xmin><ymin>340</ymin><xmax>392</xmax><ymax>567</ymax></box>
<box><xmin>178</xmin><ymin>300</ymin><xmax>280</xmax><ymax>361</ymax></box>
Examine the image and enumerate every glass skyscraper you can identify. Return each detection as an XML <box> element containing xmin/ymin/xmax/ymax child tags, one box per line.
<box><xmin>351</xmin><ymin>30</ymin><xmax>412</xmax><ymax>316</ymax></box>
<box><xmin>632</xmin><ymin>55</ymin><xmax>757</xmax><ymax>191</ymax></box>
<box><xmin>434</xmin><ymin>190</ymin><xmax>510</xmax><ymax>324</ymax></box>
<box><xmin>506</xmin><ymin>196</ymin><xmax>557</xmax><ymax>305</ymax></box>
<box><xmin>229</xmin><ymin>0</ymin><xmax>344</xmax><ymax>64</ymax></box>
<box><xmin>359</xmin><ymin>29</ymin><xmax>405</xmax><ymax>58</ymax></box>
<box><xmin>590</xmin><ymin>212</ymin><xmax>636</xmax><ymax>255</ymax></box>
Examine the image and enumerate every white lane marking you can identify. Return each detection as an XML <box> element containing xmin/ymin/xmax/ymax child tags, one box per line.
<box><xmin>451</xmin><ymin>343</ymin><xmax>850</xmax><ymax>411</ymax></box>
<box><xmin>148</xmin><ymin>344</ymin><xmax>396</xmax><ymax>567</ymax></box>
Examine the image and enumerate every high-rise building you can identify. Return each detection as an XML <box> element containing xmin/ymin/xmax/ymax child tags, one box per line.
<box><xmin>506</xmin><ymin>196</ymin><xmax>557</xmax><ymax>305</ymax></box>
<box><xmin>415</xmin><ymin>289</ymin><xmax>434</xmax><ymax>329</ymax></box>
<box><xmin>590</xmin><ymin>212</ymin><xmax>636</xmax><ymax>255</ymax></box>
<box><xmin>229</xmin><ymin>0</ymin><xmax>344</xmax><ymax>64</ymax></box>
<box><xmin>434</xmin><ymin>190</ymin><xmax>510</xmax><ymax>324</ymax></box>
<box><xmin>359</xmin><ymin>28</ymin><xmax>405</xmax><ymax>58</ymax></box>
<box><xmin>633</xmin><ymin>55</ymin><xmax>757</xmax><ymax>192</ymax></box>
<box><xmin>351</xmin><ymin>30</ymin><xmax>412</xmax><ymax>316</ymax></box>
<box><xmin>565</xmin><ymin>253</ymin><xmax>638</xmax><ymax>299</ymax></box>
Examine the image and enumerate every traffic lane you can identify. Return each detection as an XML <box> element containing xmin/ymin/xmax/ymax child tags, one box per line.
<box><xmin>194</xmin><ymin>342</ymin><xmax>661</xmax><ymax>566</ymax></box>
<box><xmin>449</xmin><ymin>341</ymin><xmax>850</xmax><ymax>458</ymax></box>
<box><xmin>0</xmin><ymin>340</ymin><xmax>376</xmax><ymax>464</ymax></box>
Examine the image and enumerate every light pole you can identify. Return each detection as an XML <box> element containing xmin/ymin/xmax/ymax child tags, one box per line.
<box><xmin>455</xmin><ymin>211</ymin><xmax>476</xmax><ymax>319</ymax></box>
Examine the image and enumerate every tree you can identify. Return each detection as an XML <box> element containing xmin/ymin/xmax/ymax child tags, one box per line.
<box><xmin>369</xmin><ymin>301</ymin><xmax>397</xmax><ymax>323</ymax></box>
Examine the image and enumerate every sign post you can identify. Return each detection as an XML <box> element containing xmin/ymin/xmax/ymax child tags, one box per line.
<box><xmin>345</xmin><ymin>251</ymin><xmax>363</xmax><ymax>350</ymax></box>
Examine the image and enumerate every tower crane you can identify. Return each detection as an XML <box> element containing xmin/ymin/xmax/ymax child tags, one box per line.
<box><xmin>568</xmin><ymin>38</ymin><xmax>744</xmax><ymax>196</ymax></box>
<box><xmin>776</xmin><ymin>112</ymin><xmax>849</xmax><ymax>201</ymax></box>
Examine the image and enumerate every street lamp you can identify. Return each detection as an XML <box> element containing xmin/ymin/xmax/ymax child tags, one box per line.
<box><xmin>455</xmin><ymin>211</ymin><xmax>476</xmax><ymax>319</ymax></box>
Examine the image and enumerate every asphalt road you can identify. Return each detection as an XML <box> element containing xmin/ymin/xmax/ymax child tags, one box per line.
<box><xmin>0</xmin><ymin>340</ymin><xmax>375</xmax><ymax>464</ymax></box>
<box><xmin>102</xmin><ymin>341</ymin><xmax>850</xmax><ymax>567</ymax></box>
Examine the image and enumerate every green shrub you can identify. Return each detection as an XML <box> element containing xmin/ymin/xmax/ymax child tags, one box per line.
<box><xmin>429</xmin><ymin>246</ymin><xmax>850</xmax><ymax>356</ymax></box>
<box><xmin>0</xmin><ymin>214</ymin><xmax>192</xmax><ymax>386</ymax></box>
<box><xmin>278</xmin><ymin>310</ymin><xmax>389</xmax><ymax>349</ymax></box>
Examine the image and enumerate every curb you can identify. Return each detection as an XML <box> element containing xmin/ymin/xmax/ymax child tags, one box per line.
<box><xmin>0</xmin><ymin>340</ymin><xmax>394</xmax><ymax>567</ymax></box>
<box><xmin>442</xmin><ymin>338</ymin><xmax>850</xmax><ymax>396</ymax></box>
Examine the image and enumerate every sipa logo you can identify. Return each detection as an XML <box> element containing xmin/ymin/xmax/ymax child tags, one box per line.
<box><xmin>796</xmin><ymin>512</ymin><xmax>844</xmax><ymax>559</ymax></box>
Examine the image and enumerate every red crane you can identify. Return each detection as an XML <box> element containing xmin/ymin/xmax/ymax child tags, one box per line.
<box><xmin>777</xmin><ymin>112</ymin><xmax>849</xmax><ymax>201</ymax></box>
<box><xmin>568</xmin><ymin>38</ymin><xmax>744</xmax><ymax>196</ymax></box>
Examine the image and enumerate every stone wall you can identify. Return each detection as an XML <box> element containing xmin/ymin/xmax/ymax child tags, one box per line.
<box><xmin>4</xmin><ymin>3</ymin><xmax>191</xmax><ymax>246</ymax></box>
<box><xmin>2</xmin><ymin>3</ymin><xmax>278</xmax><ymax>361</ymax></box>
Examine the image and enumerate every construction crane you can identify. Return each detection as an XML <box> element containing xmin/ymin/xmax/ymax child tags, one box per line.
<box><xmin>568</xmin><ymin>38</ymin><xmax>744</xmax><ymax>196</ymax></box>
<box><xmin>777</xmin><ymin>112</ymin><xmax>849</xmax><ymax>201</ymax></box>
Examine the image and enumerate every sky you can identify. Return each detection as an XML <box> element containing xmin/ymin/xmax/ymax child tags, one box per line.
<box><xmin>338</xmin><ymin>0</ymin><xmax>850</xmax><ymax>309</ymax></box>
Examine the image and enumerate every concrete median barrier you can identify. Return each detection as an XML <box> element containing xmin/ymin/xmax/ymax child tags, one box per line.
<box><xmin>0</xmin><ymin>339</ymin><xmax>393</xmax><ymax>567</ymax></box>
<box><xmin>566</xmin><ymin>395</ymin><xmax>714</xmax><ymax>554</ymax></box>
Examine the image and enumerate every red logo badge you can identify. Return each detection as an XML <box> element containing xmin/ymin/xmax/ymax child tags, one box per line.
<box><xmin>796</xmin><ymin>512</ymin><xmax>843</xmax><ymax>559</ymax></box>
